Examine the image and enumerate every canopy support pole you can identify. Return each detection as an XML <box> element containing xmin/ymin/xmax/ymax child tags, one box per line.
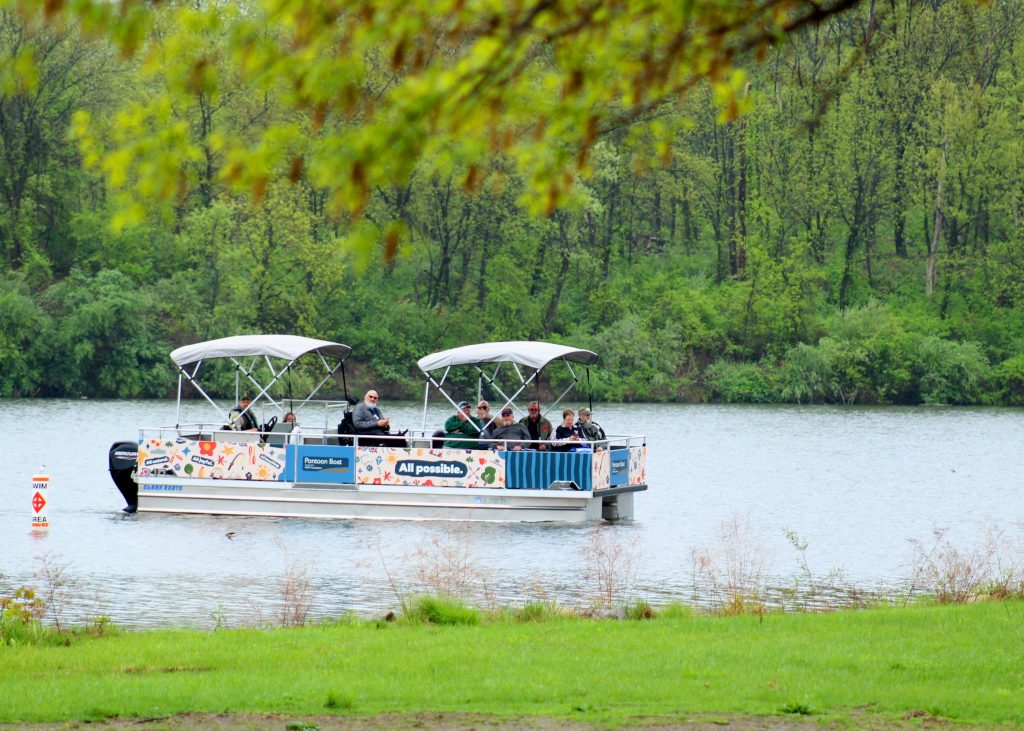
<box><xmin>545</xmin><ymin>360</ymin><xmax>580</xmax><ymax>415</ymax></box>
<box><xmin>230</xmin><ymin>357</ymin><xmax>282</xmax><ymax>412</ymax></box>
<box><xmin>473</xmin><ymin>364</ymin><xmax>521</xmax><ymax>419</ymax></box>
<box><xmin>177</xmin><ymin>361</ymin><xmax>231</xmax><ymax>424</ymax></box>
<box><xmin>295</xmin><ymin>357</ymin><xmax>344</xmax><ymax>411</ymax></box>
<box><xmin>175</xmin><ymin>373</ymin><xmax>183</xmax><ymax>429</ymax></box>
<box><xmin>587</xmin><ymin>368</ymin><xmax>592</xmax><ymax>415</ymax></box>
<box><xmin>421</xmin><ymin>372</ymin><xmax>485</xmax><ymax>434</ymax></box>
<box><xmin>421</xmin><ymin>378</ymin><xmax>431</xmax><ymax>433</ymax></box>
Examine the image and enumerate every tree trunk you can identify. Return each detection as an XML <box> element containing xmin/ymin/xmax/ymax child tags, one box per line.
<box><xmin>926</xmin><ymin>143</ymin><xmax>947</xmax><ymax>297</ymax></box>
<box><xmin>735</xmin><ymin>87</ymin><xmax>749</xmax><ymax>276</ymax></box>
<box><xmin>544</xmin><ymin>218</ymin><xmax>572</xmax><ymax>327</ymax></box>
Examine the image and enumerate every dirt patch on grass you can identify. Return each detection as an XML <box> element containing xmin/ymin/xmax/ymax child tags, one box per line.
<box><xmin>0</xmin><ymin>711</ymin><xmax>975</xmax><ymax>730</ymax></box>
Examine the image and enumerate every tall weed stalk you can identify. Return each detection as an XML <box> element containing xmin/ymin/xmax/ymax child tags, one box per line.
<box><xmin>691</xmin><ymin>514</ymin><xmax>771</xmax><ymax>614</ymax></box>
<box><xmin>276</xmin><ymin>543</ymin><xmax>315</xmax><ymax>627</ymax></box>
<box><xmin>907</xmin><ymin>524</ymin><xmax>1024</xmax><ymax>604</ymax></box>
<box><xmin>411</xmin><ymin>524</ymin><xmax>484</xmax><ymax>600</ymax></box>
<box><xmin>579</xmin><ymin>527</ymin><xmax>641</xmax><ymax>610</ymax></box>
<box><xmin>35</xmin><ymin>552</ymin><xmax>71</xmax><ymax>633</ymax></box>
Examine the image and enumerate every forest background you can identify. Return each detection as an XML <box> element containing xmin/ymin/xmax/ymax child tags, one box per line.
<box><xmin>2</xmin><ymin>0</ymin><xmax>1024</xmax><ymax>405</ymax></box>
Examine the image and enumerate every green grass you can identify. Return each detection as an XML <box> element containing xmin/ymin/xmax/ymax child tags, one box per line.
<box><xmin>2</xmin><ymin>602</ymin><xmax>1023</xmax><ymax>726</ymax></box>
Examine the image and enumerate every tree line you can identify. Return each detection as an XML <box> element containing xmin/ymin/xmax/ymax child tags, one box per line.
<box><xmin>1</xmin><ymin>0</ymin><xmax>1023</xmax><ymax>405</ymax></box>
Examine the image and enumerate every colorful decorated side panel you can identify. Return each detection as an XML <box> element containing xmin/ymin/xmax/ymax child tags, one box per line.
<box><xmin>628</xmin><ymin>446</ymin><xmax>646</xmax><ymax>485</ymax></box>
<box><xmin>505</xmin><ymin>451</ymin><xmax>593</xmax><ymax>490</ymax></box>
<box><xmin>138</xmin><ymin>438</ymin><xmax>286</xmax><ymax>481</ymax></box>
<box><xmin>590</xmin><ymin>449</ymin><xmax>611</xmax><ymax>490</ymax></box>
<box><xmin>356</xmin><ymin>447</ymin><xmax>506</xmax><ymax>488</ymax></box>
<box><xmin>609</xmin><ymin>449</ymin><xmax>630</xmax><ymax>486</ymax></box>
<box><xmin>285</xmin><ymin>445</ymin><xmax>356</xmax><ymax>484</ymax></box>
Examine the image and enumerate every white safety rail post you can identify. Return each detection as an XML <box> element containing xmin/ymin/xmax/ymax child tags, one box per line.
<box><xmin>31</xmin><ymin>467</ymin><xmax>49</xmax><ymax>530</ymax></box>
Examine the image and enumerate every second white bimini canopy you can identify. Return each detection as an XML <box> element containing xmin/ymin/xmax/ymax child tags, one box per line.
<box><xmin>417</xmin><ymin>341</ymin><xmax>597</xmax><ymax>373</ymax></box>
<box><xmin>417</xmin><ymin>341</ymin><xmax>597</xmax><ymax>433</ymax></box>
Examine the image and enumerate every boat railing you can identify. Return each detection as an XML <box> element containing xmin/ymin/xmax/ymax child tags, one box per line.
<box><xmin>139</xmin><ymin>425</ymin><xmax>645</xmax><ymax>451</ymax></box>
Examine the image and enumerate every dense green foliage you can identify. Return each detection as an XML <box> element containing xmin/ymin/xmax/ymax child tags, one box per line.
<box><xmin>2</xmin><ymin>1</ymin><xmax>1024</xmax><ymax>403</ymax></box>
<box><xmin>1</xmin><ymin>602</ymin><xmax>1023</xmax><ymax>725</ymax></box>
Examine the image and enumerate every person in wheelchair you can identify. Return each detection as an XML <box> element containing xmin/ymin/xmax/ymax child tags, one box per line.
<box><xmin>352</xmin><ymin>390</ymin><xmax>401</xmax><ymax>447</ymax></box>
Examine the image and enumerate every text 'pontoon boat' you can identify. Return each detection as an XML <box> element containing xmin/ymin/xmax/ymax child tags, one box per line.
<box><xmin>108</xmin><ymin>335</ymin><xmax>647</xmax><ymax>522</ymax></box>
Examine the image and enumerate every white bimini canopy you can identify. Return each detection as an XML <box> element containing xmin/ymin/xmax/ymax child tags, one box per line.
<box><xmin>171</xmin><ymin>335</ymin><xmax>352</xmax><ymax>367</ymax></box>
<box><xmin>417</xmin><ymin>341</ymin><xmax>597</xmax><ymax>373</ymax></box>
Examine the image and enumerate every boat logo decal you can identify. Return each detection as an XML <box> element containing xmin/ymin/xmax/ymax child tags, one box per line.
<box><xmin>259</xmin><ymin>454</ymin><xmax>282</xmax><ymax>469</ymax></box>
<box><xmin>302</xmin><ymin>455</ymin><xmax>349</xmax><ymax>471</ymax></box>
<box><xmin>395</xmin><ymin>459</ymin><xmax>468</xmax><ymax>478</ymax></box>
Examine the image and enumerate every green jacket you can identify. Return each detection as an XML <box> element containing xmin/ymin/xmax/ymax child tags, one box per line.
<box><xmin>580</xmin><ymin>419</ymin><xmax>607</xmax><ymax>447</ymax></box>
<box><xmin>443</xmin><ymin>414</ymin><xmax>483</xmax><ymax>449</ymax></box>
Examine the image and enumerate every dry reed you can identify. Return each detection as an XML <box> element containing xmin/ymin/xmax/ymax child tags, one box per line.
<box><xmin>275</xmin><ymin>543</ymin><xmax>315</xmax><ymax>627</ymax></box>
<box><xmin>34</xmin><ymin>552</ymin><xmax>71</xmax><ymax>632</ymax></box>
<box><xmin>690</xmin><ymin>514</ymin><xmax>771</xmax><ymax>615</ymax></box>
<box><xmin>907</xmin><ymin>524</ymin><xmax>1024</xmax><ymax>604</ymax></box>
<box><xmin>578</xmin><ymin>526</ymin><xmax>641</xmax><ymax>610</ymax></box>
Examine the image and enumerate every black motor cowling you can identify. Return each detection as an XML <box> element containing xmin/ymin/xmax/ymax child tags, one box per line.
<box><xmin>108</xmin><ymin>441</ymin><xmax>139</xmax><ymax>513</ymax></box>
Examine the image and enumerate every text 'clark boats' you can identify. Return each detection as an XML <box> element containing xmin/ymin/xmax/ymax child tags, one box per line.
<box><xmin>108</xmin><ymin>335</ymin><xmax>647</xmax><ymax>522</ymax></box>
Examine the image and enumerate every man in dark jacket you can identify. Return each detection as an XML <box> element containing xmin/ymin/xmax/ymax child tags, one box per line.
<box><xmin>488</xmin><ymin>407</ymin><xmax>532</xmax><ymax>451</ymax></box>
<box><xmin>353</xmin><ymin>390</ymin><xmax>391</xmax><ymax>446</ymax></box>
<box><xmin>229</xmin><ymin>395</ymin><xmax>259</xmax><ymax>431</ymax></box>
<box><xmin>519</xmin><ymin>400</ymin><xmax>552</xmax><ymax>450</ymax></box>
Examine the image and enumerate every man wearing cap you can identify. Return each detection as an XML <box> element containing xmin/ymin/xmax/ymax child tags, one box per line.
<box><xmin>487</xmin><ymin>407</ymin><xmax>532</xmax><ymax>451</ymax></box>
<box><xmin>443</xmin><ymin>401</ymin><xmax>483</xmax><ymax>449</ymax></box>
<box><xmin>578</xmin><ymin>407</ymin><xmax>606</xmax><ymax>447</ymax></box>
<box><xmin>519</xmin><ymin>400</ymin><xmax>552</xmax><ymax>450</ymax></box>
<box><xmin>229</xmin><ymin>395</ymin><xmax>259</xmax><ymax>431</ymax></box>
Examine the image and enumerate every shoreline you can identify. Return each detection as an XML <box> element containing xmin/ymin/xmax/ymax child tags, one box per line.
<box><xmin>2</xmin><ymin>601</ymin><xmax>1022</xmax><ymax>728</ymax></box>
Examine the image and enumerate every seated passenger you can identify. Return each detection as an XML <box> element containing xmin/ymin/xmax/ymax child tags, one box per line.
<box><xmin>577</xmin><ymin>407</ymin><xmax>606</xmax><ymax>449</ymax></box>
<box><xmin>487</xmin><ymin>407</ymin><xmax>531</xmax><ymax>451</ymax></box>
<box><xmin>283</xmin><ymin>411</ymin><xmax>298</xmax><ymax>425</ymax></box>
<box><xmin>552</xmin><ymin>408</ymin><xmax>584</xmax><ymax>452</ymax></box>
<box><xmin>444</xmin><ymin>401</ymin><xmax>483</xmax><ymax>449</ymax></box>
<box><xmin>228</xmin><ymin>395</ymin><xmax>260</xmax><ymax>431</ymax></box>
<box><xmin>353</xmin><ymin>390</ymin><xmax>392</xmax><ymax>447</ymax></box>
<box><xmin>519</xmin><ymin>400</ymin><xmax>552</xmax><ymax>451</ymax></box>
<box><xmin>476</xmin><ymin>401</ymin><xmax>495</xmax><ymax>438</ymax></box>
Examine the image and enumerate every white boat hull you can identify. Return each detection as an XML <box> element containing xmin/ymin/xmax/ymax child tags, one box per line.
<box><xmin>137</xmin><ymin>478</ymin><xmax>641</xmax><ymax>522</ymax></box>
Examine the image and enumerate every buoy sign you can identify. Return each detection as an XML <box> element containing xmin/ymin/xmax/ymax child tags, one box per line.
<box><xmin>31</xmin><ymin>470</ymin><xmax>49</xmax><ymax>530</ymax></box>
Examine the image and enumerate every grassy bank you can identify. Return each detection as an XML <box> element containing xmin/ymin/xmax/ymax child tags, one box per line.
<box><xmin>2</xmin><ymin>601</ymin><xmax>1023</xmax><ymax>727</ymax></box>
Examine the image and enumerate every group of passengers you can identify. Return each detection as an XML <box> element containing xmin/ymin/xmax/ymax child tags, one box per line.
<box><xmin>443</xmin><ymin>399</ymin><xmax>605</xmax><ymax>452</ymax></box>
<box><xmin>236</xmin><ymin>389</ymin><xmax>605</xmax><ymax>452</ymax></box>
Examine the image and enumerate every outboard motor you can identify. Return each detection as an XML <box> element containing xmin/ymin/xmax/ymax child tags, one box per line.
<box><xmin>108</xmin><ymin>441</ymin><xmax>139</xmax><ymax>513</ymax></box>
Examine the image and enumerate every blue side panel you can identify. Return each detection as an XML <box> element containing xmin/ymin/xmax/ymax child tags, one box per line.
<box><xmin>282</xmin><ymin>445</ymin><xmax>356</xmax><ymax>484</ymax></box>
<box><xmin>506</xmin><ymin>451</ymin><xmax>592</xmax><ymax>490</ymax></box>
<box><xmin>609</xmin><ymin>449</ymin><xmax>630</xmax><ymax>486</ymax></box>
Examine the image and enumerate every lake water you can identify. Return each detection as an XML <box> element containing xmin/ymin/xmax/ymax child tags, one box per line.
<box><xmin>1</xmin><ymin>399</ymin><xmax>1023</xmax><ymax>627</ymax></box>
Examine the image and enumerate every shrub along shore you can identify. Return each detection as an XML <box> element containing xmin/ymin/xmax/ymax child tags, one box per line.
<box><xmin>1</xmin><ymin>600</ymin><xmax>1022</xmax><ymax>727</ymax></box>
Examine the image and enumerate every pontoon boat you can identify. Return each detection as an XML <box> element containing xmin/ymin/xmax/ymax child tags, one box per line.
<box><xmin>108</xmin><ymin>336</ymin><xmax>646</xmax><ymax>521</ymax></box>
